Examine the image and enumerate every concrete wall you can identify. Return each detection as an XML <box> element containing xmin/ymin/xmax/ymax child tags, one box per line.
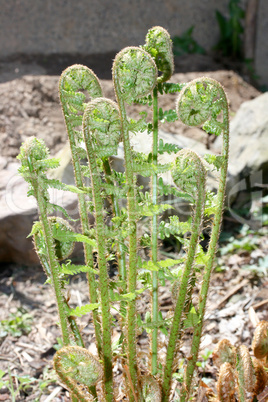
<box><xmin>255</xmin><ymin>0</ymin><xmax>268</xmax><ymax>88</ymax></box>
<box><xmin>1</xmin><ymin>0</ymin><xmax>267</xmax><ymax>86</ymax></box>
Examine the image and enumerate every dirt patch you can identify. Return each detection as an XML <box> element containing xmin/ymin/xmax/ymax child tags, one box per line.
<box><xmin>0</xmin><ymin>230</ymin><xmax>268</xmax><ymax>400</ymax></box>
<box><xmin>0</xmin><ymin>54</ymin><xmax>260</xmax><ymax>160</ymax></box>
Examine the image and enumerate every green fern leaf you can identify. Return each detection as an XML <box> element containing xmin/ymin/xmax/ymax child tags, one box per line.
<box><xmin>158</xmin><ymin>139</ymin><xmax>181</xmax><ymax>155</ymax></box>
<box><xmin>61</xmin><ymin>263</ymin><xmax>98</xmax><ymax>275</ymax></box>
<box><xmin>52</xmin><ymin>227</ymin><xmax>97</xmax><ymax>248</ymax></box>
<box><xmin>69</xmin><ymin>303</ymin><xmax>100</xmax><ymax>317</ymax></box>
<box><xmin>162</xmin><ymin>82</ymin><xmax>185</xmax><ymax>94</ymax></box>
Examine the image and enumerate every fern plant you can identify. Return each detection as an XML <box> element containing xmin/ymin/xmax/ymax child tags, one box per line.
<box><xmin>18</xmin><ymin>26</ymin><xmax>231</xmax><ymax>401</ymax></box>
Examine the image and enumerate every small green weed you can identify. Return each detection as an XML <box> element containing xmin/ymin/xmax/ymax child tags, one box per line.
<box><xmin>0</xmin><ymin>368</ymin><xmax>36</xmax><ymax>402</ymax></box>
<box><xmin>0</xmin><ymin>367</ymin><xmax>58</xmax><ymax>401</ymax></box>
<box><xmin>172</xmin><ymin>26</ymin><xmax>205</xmax><ymax>56</ymax></box>
<box><xmin>214</xmin><ymin>0</ymin><xmax>245</xmax><ymax>58</ymax></box>
<box><xmin>0</xmin><ymin>307</ymin><xmax>33</xmax><ymax>338</ymax></box>
<box><xmin>220</xmin><ymin>234</ymin><xmax>259</xmax><ymax>255</ymax></box>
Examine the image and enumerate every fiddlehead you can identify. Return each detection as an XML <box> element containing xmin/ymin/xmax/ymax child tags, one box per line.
<box><xmin>60</xmin><ymin>64</ymin><xmax>102</xmax><ymax>120</ymax></box>
<box><xmin>212</xmin><ymin>339</ymin><xmax>236</xmax><ymax>369</ymax></box>
<box><xmin>162</xmin><ymin>149</ymin><xmax>206</xmax><ymax>401</ymax></box>
<box><xmin>143</xmin><ymin>26</ymin><xmax>174</xmax><ymax>375</ymax></box>
<box><xmin>54</xmin><ymin>345</ymin><xmax>103</xmax><ymax>401</ymax></box>
<box><xmin>141</xmin><ymin>375</ymin><xmax>162</xmax><ymax>401</ymax></box>
<box><xmin>177</xmin><ymin>78</ymin><xmax>229</xmax><ymax>402</ymax></box>
<box><xmin>59</xmin><ymin>65</ymin><xmax>103</xmax><ymax>361</ymax></box>
<box><xmin>176</xmin><ymin>77</ymin><xmax>227</xmax><ymax>136</ymax></box>
<box><xmin>113</xmin><ymin>46</ymin><xmax>157</xmax><ymax>400</ymax></box>
<box><xmin>144</xmin><ymin>26</ymin><xmax>174</xmax><ymax>83</ymax></box>
<box><xmin>236</xmin><ymin>345</ymin><xmax>255</xmax><ymax>401</ymax></box>
<box><xmin>82</xmin><ymin>97</ymin><xmax>121</xmax><ymax>158</ymax></box>
<box><xmin>17</xmin><ymin>137</ymin><xmax>71</xmax><ymax>345</ymax></box>
<box><xmin>83</xmin><ymin>99</ymin><xmax>121</xmax><ymax>401</ymax></box>
<box><xmin>113</xmin><ymin>46</ymin><xmax>157</xmax><ymax>104</ymax></box>
<box><xmin>252</xmin><ymin>320</ymin><xmax>268</xmax><ymax>360</ymax></box>
<box><xmin>216</xmin><ymin>362</ymin><xmax>236</xmax><ymax>402</ymax></box>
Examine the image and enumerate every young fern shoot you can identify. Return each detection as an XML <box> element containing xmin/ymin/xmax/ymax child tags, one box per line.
<box><xmin>175</xmin><ymin>77</ymin><xmax>229</xmax><ymax>401</ymax></box>
<box><xmin>17</xmin><ymin>138</ymin><xmax>71</xmax><ymax>346</ymax></box>
<box><xmin>144</xmin><ymin>26</ymin><xmax>174</xmax><ymax>376</ymax></box>
<box><xmin>54</xmin><ymin>345</ymin><xmax>103</xmax><ymax>401</ymax></box>
<box><xmin>112</xmin><ymin>46</ymin><xmax>157</xmax><ymax>400</ymax></box>
<box><xmin>59</xmin><ymin>65</ymin><xmax>103</xmax><ymax>359</ymax></box>
<box><xmin>162</xmin><ymin>149</ymin><xmax>206</xmax><ymax>401</ymax></box>
<box><xmin>82</xmin><ymin>97</ymin><xmax>122</xmax><ymax>402</ymax></box>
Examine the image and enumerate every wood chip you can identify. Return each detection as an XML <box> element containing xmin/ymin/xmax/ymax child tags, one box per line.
<box><xmin>252</xmin><ymin>298</ymin><xmax>268</xmax><ymax>310</ymax></box>
<box><xmin>16</xmin><ymin>341</ymin><xmax>45</xmax><ymax>353</ymax></box>
<box><xmin>248</xmin><ymin>306</ymin><xmax>260</xmax><ymax>327</ymax></box>
<box><xmin>43</xmin><ymin>386</ymin><xmax>62</xmax><ymax>402</ymax></box>
<box><xmin>21</xmin><ymin>350</ymin><xmax>33</xmax><ymax>362</ymax></box>
<box><xmin>208</xmin><ymin>279</ymin><xmax>248</xmax><ymax>312</ymax></box>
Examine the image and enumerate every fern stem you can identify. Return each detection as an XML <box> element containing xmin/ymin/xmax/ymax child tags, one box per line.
<box><xmin>102</xmin><ymin>158</ymin><xmax>127</xmax><ymax>285</ymax></box>
<box><xmin>59</xmin><ymin>66</ymin><xmax>103</xmax><ymax>359</ymax></box>
<box><xmin>180</xmin><ymin>82</ymin><xmax>229</xmax><ymax>402</ymax></box>
<box><xmin>114</xmin><ymin>95</ymin><xmax>138</xmax><ymax>399</ymax></box>
<box><xmin>83</xmin><ymin>108</ymin><xmax>114</xmax><ymax>401</ymax></box>
<box><xmin>161</xmin><ymin>151</ymin><xmax>206</xmax><ymax>401</ymax></box>
<box><xmin>112</xmin><ymin>46</ymin><xmax>157</xmax><ymax>400</ymax></box>
<box><xmin>32</xmin><ymin>179</ymin><xmax>71</xmax><ymax>346</ymax></box>
<box><xmin>151</xmin><ymin>85</ymin><xmax>159</xmax><ymax>375</ymax></box>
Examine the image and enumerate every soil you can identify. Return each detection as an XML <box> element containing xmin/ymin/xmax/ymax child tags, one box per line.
<box><xmin>0</xmin><ymin>53</ymin><xmax>260</xmax><ymax>161</ymax></box>
<box><xmin>0</xmin><ymin>53</ymin><xmax>267</xmax><ymax>401</ymax></box>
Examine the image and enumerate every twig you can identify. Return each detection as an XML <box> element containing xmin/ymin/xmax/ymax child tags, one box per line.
<box><xmin>123</xmin><ymin>365</ymin><xmax>138</xmax><ymax>402</ymax></box>
<box><xmin>13</xmin><ymin>348</ymin><xmax>24</xmax><ymax>366</ymax></box>
<box><xmin>252</xmin><ymin>298</ymin><xmax>268</xmax><ymax>310</ymax></box>
<box><xmin>248</xmin><ymin>306</ymin><xmax>260</xmax><ymax>327</ymax></box>
<box><xmin>43</xmin><ymin>386</ymin><xmax>62</xmax><ymax>402</ymax></box>
<box><xmin>16</xmin><ymin>341</ymin><xmax>46</xmax><ymax>353</ymax></box>
<box><xmin>0</xmin><ymin>356</ymin><xmax>21</xmax><ymax>368</ymax></box>
<box><xmin>207</xmin><ymin>279</ymin><xmax>248</xmax><ymax>312</ymax></box>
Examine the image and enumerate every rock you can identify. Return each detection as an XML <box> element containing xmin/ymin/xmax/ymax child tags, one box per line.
<box><xmin>214</xmin><ymin>92</ymin><xmax>268</xmax><ymax>225</ymax></box>
<box><xmin>0</xmin><ymin>160</ymin><xmax>91</xmax><ymax>264</ymax></box>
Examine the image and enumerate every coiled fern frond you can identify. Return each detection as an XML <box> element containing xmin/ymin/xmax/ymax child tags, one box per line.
<box><xmin>82</xmin><ymin>97</ymin><xmax>121</xmax><ymax>157</ymax></box>
<box><xmin>144</xmin><ymin>26</ymin><xmax>174</xmax><ymax>83</ymax></box>
<box><xmin>54</xmin><ymin>345</ymin><xmax>103</xmax><ymax>401</ymax></box>
<box><xmin>176</xmin><ymin>77</ymin><xmax>227</xmax><ymax>136</ymax></box>
<box><xmin>113</xmin><ymin>46</ymin><xmax>157</xmax><ymax>104</ymax></box>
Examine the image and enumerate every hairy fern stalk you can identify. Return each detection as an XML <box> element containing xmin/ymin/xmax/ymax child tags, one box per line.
<box><xmin>17</xmin><ymin>26</ymin><xmax>232</xmax><ymax>401</ymax></box>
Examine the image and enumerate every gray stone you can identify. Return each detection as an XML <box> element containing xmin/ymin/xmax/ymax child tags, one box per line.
<box><xmin>214</xmin><ymin>92</ymin><xmax>268</xmax><ymax>208</ymax></box>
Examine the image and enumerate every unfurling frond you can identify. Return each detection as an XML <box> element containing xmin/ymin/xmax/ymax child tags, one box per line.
<box><xmin>113</xmin><ymin>46</ymin><xmax>157</xmax><ymax>104</ymax></box>
<box><xmin>172</xmin><ymin>148</ymin><xmax>206</xmax><ymax>199</ymax></box>
<box><xmin>236</xmin><ymin>345</ymin><xmax>256</xmax><ymax>401</ymax></box>
<box><xmin>216</xmin><ymin>362</ymin><xmax>236</xmax><ymax>402</ymax></box>
<box><xmin>82</xmin><ymin>97</ymin><xmax>121</xmax><ymax>157</ymax></box>
<box><xmin>54</xmin><ymin>345</ymin><xmax>103</xmax><ymax>401</ymax></box>
<box><xmin>32</xmin><ymin>217</ymin><xmax>75</xmax><ymax>277</ymax></box>
<box><xmin>252</xmin><ymin>320</ymin><xmax>268</xmax><ymax>359</ymax></box>
<box><xmin>144</xmin><ymin>26</ymin><xmax>174</xmax><ymax>83</ymax></box>
<box><xmin>212</xmin><ymin>339</ymin><xmax>236</xmax><ymax>369</ymax></box>
<box><xmin>141</xmin><ymin>375</ymin><xmax>161</xmax><ymax>401</ymax></box>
